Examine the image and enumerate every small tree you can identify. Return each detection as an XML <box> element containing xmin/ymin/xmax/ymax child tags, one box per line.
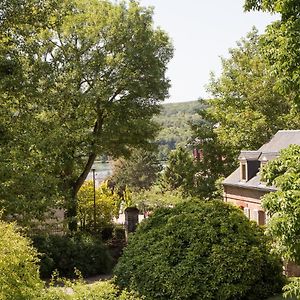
<box><xmin>110</xmin><ymin>149</ymin><xmax>162</xmax><ymax>193</ymax></box>
<box><xmin>0</xmin><ymin>220</ymin><xmax>43</xmax><ymax>299</ymax></box>
<box><xmin>160</xmin><ymin>146</ymin><xmax>195</xmax><ymax>194</ymax></box>
<box><xmin>114</xmin><ymin>200</ymin><xmax>284</xmax><ymax>300</ymax></box>
<box><xmin>77</xmin><ymin>181</ymin><xmax>121</xmax><ymax>232</ymax></box>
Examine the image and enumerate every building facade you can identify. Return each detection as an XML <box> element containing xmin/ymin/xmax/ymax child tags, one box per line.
<box><xmin>223</xmin><ymin>130</ymin><xmax>300</xmax><ymax>225</ymax></box>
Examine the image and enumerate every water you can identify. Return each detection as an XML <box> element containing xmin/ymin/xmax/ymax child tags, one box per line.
<box><xmin>86</xmin><ymin>161</ymin><xmax>113</xmax><ymax>186</ymax></box>
<box><xmin>86</xmin><ymin>160</ymin><xmax>165</xmax><ymax>186</ymax></box>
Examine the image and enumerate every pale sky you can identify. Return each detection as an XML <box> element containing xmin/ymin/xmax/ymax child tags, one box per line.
<box><xmin>138</xmin><ymin>0</ymin><xmax>278</xmax><ymax>103</ymax></box>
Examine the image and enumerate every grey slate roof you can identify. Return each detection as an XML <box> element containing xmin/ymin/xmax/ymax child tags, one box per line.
<box><xmin>223</xmin><ymin>130</ymin><xmax>300</xmax><ymax>191</ymax></box>
<box><xmin>238</xmin><ymin>151</ymin><xmax>261</xmax><ymax>161</ymax></box>
<box><xmin>258</xmin><ymin>130</ymin><xmax>300</xmax><ymax>152</ymax></box>
<box><xmin>223</xmin><ymin>167</ymin><xmax>276</xmax><ymax>191</ymax></box>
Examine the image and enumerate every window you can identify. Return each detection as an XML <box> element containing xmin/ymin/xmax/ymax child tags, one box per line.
<box><xmin>253</xmin><ymin>209</ymin><xmax>266</xmax><ymax>225</ymax></box>
<box><xmin>241</xmin><ymin>163</ymin><xmax>247</xmax><ymax>181</ymax></box>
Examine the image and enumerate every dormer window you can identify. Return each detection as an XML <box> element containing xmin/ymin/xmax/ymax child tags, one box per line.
<box><xmin>238</xmin><ymin>151</ymin><xmax>261</xmax><ymax>182</ymax></box>
<box><xmin>241</xmin><ymin>163</ymin><xmax>247</xmax><ymax>181</ymax></box>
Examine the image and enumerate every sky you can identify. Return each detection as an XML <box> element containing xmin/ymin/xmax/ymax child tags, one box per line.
<box><xmin>138</xmin><ymin>0</ymin><xmax>278</xmax><ymax>103</ymax></box>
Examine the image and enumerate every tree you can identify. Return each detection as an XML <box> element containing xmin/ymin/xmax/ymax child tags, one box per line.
<box><xmin>261</xmin><ymin>144</ymin><xmax>300</xmax><ymax>299</ymax></box>
<box><xmin>207</xmin><ymin>28</ymin><xmax>298</xmax><ymax>153</ymax></box>
<box><xmin>189</xmin><ymin>101</ymin><xmax>237</xmax><ymax>199</ymax></box>
<box><xmin>261</xmin><ymin>144</ymin><xmax>300</xmax><ymax>262</ymax></box>
<box><xmin>160</xmin><ymin>146</ymin><xmax>195</xmax><ymax>195</ymax></box>
<box><xmin>132</xmin><ymin>185</ymin><xmax>186</xmax><ymax>213</ymax></box>
<box><xmin>187</xmin><ymin>29</ymin><xmax>300</xmax><ymax>200</ymax></box>
<box><xmin>114</xmin><ymin>200</ymin><xmax>284</xmax><ymax>300</ymax></box>
<box><xmin>0</xmin><ymin>0</ymin><xmax>173</xmax><ymax>229</ymax></box>
<box><xmin>110</xmin><ymin>149</ymin><xmax>162</xmax><ymax>193</ymax></box>
<box><xmin>77</xmin><ymin>181</ymin><xmax>120</xmax><ymax>233</ymax></box>
<box><xmin>244</xmin><ymin>0</ymin><xmax>300</xmax><ymax>106</ymax></box>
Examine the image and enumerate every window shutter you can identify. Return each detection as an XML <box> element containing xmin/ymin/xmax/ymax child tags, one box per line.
<box><xmin>243</xmin><ymin>207</ymin><xmax>250</xmax><ymax>219</ymax></box>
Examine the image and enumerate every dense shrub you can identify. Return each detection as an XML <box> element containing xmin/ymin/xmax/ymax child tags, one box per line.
<box><xmin>0</xmin><ymin>220</ymin><xmax>43</xmax><ymax>299</ymax></box>
<box><xmin>32</xmin><ymin>232</ymin><xmax>112</xmax><ymax>278</ymax></box>
<box><xmin>114</xmin><ymin>200</ymin><xmax>285</xmax><ymax>300</ymax></box>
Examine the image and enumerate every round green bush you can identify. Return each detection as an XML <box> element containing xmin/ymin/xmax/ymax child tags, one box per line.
<box><xmin>32</xmin><ymin>232</ymin><xmax>112</xmax><ymax>278</ymax></box>
<box><xmin>0</xmin><ymin>220</ymin><xmax>43</xmax><ymax>299</ymax></box>
<box><xmin>114</xmin><ymin>200</ymin><xmax>285</xmax><ymax>300</ymax></box>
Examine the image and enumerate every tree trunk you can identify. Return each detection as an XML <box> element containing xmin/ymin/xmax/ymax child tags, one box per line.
<box><xmin>66</xmin><ymin>115</ymin><xmax>104</xmax><ymax>231</ymax></box>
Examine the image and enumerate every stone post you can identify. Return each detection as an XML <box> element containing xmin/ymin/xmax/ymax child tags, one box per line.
<box><xmin>124</xmin><ymin>207</ymin><xmax>139</xmax><ymax>242</ymax></box>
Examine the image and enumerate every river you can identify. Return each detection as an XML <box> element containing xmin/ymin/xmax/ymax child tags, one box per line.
<box><xmin>86</xmin><ymin>161</ymin><xmax>113</xmax><ymax>186</ymax></box>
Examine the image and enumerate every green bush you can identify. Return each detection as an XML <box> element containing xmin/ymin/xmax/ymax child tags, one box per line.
<box><xmin>38</xmin><ymin>280</ymin><xmax>143</xmax><ymax>300</ymax></box>
<box><xmin>114</xmin><ymin>200</ymin><xmax>285</xmax><ymax>300</ymax></box>
<box><xmin>0</xmin><ymin>220</ymin><xmax>43</xmax><ymax>299</ymax></box>
<box><xmin>32</xmin><ymin>232</ymin><xmax>112</xmax><ymax>278</ymax></box>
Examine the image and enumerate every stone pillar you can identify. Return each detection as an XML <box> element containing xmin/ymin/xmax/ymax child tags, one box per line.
<box><xmin>124</xmin><ymin>207</ymin><xmax>139</xmax><ymax>242</ymax></box>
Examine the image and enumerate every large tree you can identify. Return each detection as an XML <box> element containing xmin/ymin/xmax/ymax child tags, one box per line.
<box><xmin>244</xmin><ymin>0</ymin><xmax>300</xmax><ymax>106</ymax></box>
<box><xmin>187</xmin><ymin>29</ymin><xmax>299</xmax><ymax>199</ymax></box>
<box><xmin>0</xmin><ymin>0</ymin><xmax>173</xmax><ymax>229</ymax></box>
<box><xmin>207</xmin><ymin>28</ymin><xmax>297</xmax><ymax>153</ymax></box>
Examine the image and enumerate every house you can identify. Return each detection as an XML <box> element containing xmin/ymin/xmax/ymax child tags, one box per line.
<box><xmin>223</xmin><ymin>130</ymin><xmax>300</xmax><ymax>225</ymax></box>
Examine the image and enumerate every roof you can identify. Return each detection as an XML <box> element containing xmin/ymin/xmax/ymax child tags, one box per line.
<box><xmin>223</xmin><ymin>167</ymin><xmax>276</xmax><ymax>192</ymax></box>
<box><xmin>238</xmin><ymin>151</ymin><xmax>261</xmax><ymax>161</ymax></box>
<box><xmin>258</xmin><ymin>130</ymin><xmax>300</xmax><ymax>152</ymax></box>
<box><xmin>223</xmin><ymin>130</ymin><xmax>300</xmax><ymax>190</ymax></box>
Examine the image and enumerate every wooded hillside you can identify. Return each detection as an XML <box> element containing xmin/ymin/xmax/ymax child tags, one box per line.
<box><xmin>155</xmin><ymin>100</ymin><xmax>202</xmax><ymax>160</ymax></box>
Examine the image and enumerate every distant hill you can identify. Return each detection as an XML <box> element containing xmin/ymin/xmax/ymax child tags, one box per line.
<box><xmin>154</xmin><ymin>100</ymin><xmax>203</xmax><ymax>160</ymax></box>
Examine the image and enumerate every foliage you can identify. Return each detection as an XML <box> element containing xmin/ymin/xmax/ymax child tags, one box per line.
<box><xmin>261</xmin><ymin>145</ymin><xmax>300</xmax><ymax>262</ymax></box>
<box><xmin>282</xmin><ymin>277</ymin><xmax>300</xmax><ymax>299</ymax></box>
<box><xmin>189</xmin><ymin>103</ymin><xmax>236</xmax><ymax>199</ymax></box>
<box><xmin>207</xmin><ymin>28</ymin><xmax>298</xmax><ymax>153</ymax></box>
<box><xmin>38</xmin><ymin>280</ymin><xmax>143</xmax><ymax>300</ymax></box>
<box><xmin>114</xmin><ymin>200</ymin><xmax>284</xmax><ymax>300</ymax></box>
<box><xmin>160</xmin><ymin>146</ymin><xmax>195</xmax><ymax>195</ymax></box>
<box><xmin>0</xmin><ymin>220</ymin><xmax>43</xmax><ymax>300</ymax></box>
<box><xmin>132</xmin><ymin>185</ymin><xmax>186</xmax><ymax>213</ymax></box>
<box><xmin>244</xmin><ymin>0</ymin><xmax>300</xmax><ymax>106</ymax></box>
<box><xmin>0</xmin><ymin>0</ymin><xmax>173</xmax><ymax>229</ymax></box>
<box><xmin>154</xmin><ymin>101</ymin><xmax>202</xmax><ymax>160</ymax></box>
<box><xmin>110</xmin><ymin>149</ymin><xmax>162</xmax><ymax>193</ymax></box>
<box><xmin>186</xmin><ymin>29</ymin><xmax>299</xmax><ymax>199</ymax></box>
<box><xmin>31</xmin><ymin>232</ymin><xmax>112</xmax><ymax>278</ymax></box>
<box><xmin>77</xmin><ymin>181</ymin><xmax>120</xmax><ymax>233</ymax></box>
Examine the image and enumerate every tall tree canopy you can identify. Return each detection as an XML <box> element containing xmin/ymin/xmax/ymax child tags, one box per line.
<box><xmin>187</xmin><ymin>29</ymin><xmax>299</xmax><ymax>199</ymax></box>
<box><xmin>207</xmin><ymin>29</ymin><xmax>297</xmax><ymax>153</ymax></box>
<box><xmin>244</xmin><ymin>0</ymin><xmax>300</xmax><ymax>106</ymax></box>
<box><xmin>0</xmin><ymin>0</ymin><xmax>173</xmax><ymax>229</ymax></box>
